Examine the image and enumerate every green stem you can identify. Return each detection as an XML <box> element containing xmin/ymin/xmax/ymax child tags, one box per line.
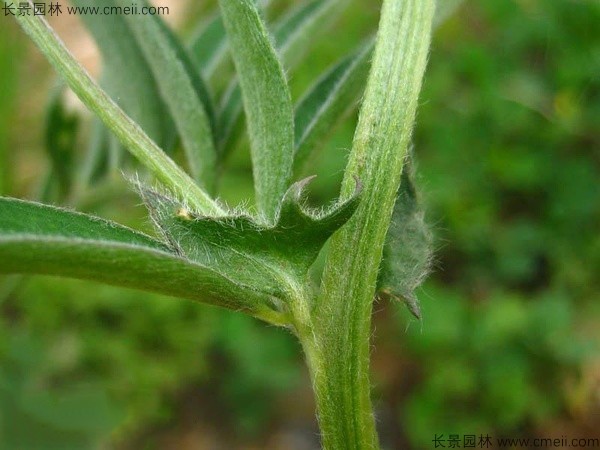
<box><xmin>303</xmin><ymin>0</ymin><xmax>435</xmax><ymax>448</ymax></box>
<box><xmin>8</xmin><ymin>1</ymin><xmax>223</xmax><ymax>216</ymax></box>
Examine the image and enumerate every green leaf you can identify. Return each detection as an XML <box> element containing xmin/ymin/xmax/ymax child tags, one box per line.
<box><xmin>140</xmin><ymin>177</ymin><xmax>361</xmax><ymax>307</ymax></box>
<box><xmin>44</xmin><ymin>85</ymin><xmax>80</xmax><ymax>199</ymax></box>
<box><xmin>0</xmin><ymin>334</ymin><xmax>124</xmax><ymax>450</ymax></box>
<box><xmin>218</xmin><ymin>0</ymin><xmax>294</xmax><ymax>221</ymax></box>
<box><xmin>153</xmin><ymin>15</ymin><xmax>216</xmax><ymax>127</ymax></box>
<box><xmin>194</xmin><ymin>12</ymin><xmax>253</xmax><ymax>156</ymax></box>
<box><xmin>70</xmin><ymin>0</ymin><xmax>173</xmax><ymax>151</ymax></box>
<box><xmin>216</xmin><ymin>82</ymin><xmax>243</xmax><ymax>155</ymax></box>
<box><xmin>7</xmin><ymin>5</ymin><xmax>222</xmax><ymax>215</ymax></box>
<box><xmin>120</xmin><ymin>0</ymin><xmax>217</xmax><ymax>190</ymax></box>
<box><xmin>0</xmin><ymin>197</ymin><xmax>275</xmax><ymax>321</ymax></box>
<box><xmin>71</xmin><ymin>0</ymin><xmax>217</xmax><ymax>190</ymax></box>
<box><xmin>189</xmin><ymin>13</ymin><xmax>228</xmax><ymax>78</ymax></box>
<box><xmin>294</xmin><ymin>41</ymin><xmax>373</xmax><ymax>171</ymax></box>
<box><xmin>273</xmin><ymin>0</ymin><xmax>346</xmax><ymax>68</ymax></box>
<box><xmin>379</xmin><ymin>155</ymin><xmax>434</xmax><ymax>319</ymax></box>
<box><xmin>188</xmin><ymin>0</ymin><xmax>272</xmax><ymax>82</ymax></box>
<box><xmin>217</xmin><ymin>0</ymin><xmax>347</xmax><ymax>162</ymax></box>
<box><xmin>293</xmin><ymin>3</ymin><xmax>461</xmax><ymax>174</ymax></box>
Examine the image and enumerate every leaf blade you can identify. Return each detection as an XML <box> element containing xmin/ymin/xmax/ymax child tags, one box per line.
<box><xmin>217</xmin><ymin>0</ymin><xmax>347</xmax><ymax>163</ymax></box>
<box><xmin>188</xmin><ymin>0</ymin><xmax>272</xmax><ymax>83</ymax></box>
<box><xmin>294</xmin><ymin>41</ymin><xmax>373</xmax><ymax>171</ymax></box>
<box><xmin>273</xmin><ymin>0</ymin><xmax>346</xmax><ymax>68</ymax></box>
<box><xmin>120</xmin><ymin>0</ymin><xmax>217</xmax><ymax>190</ymax></box>
<box><xmin>0</xmin><ymin>197</ymin><xmax>274</xmax><ymax>319</ymax></box>
<box><xmin>139</xmin><ymin>178</ymin><xmax>361</xmax><ymax>305</ymax></box>
<box><xmin>293</xmin><ymin>2</ymin><xmax>460</xmax><ymax>174</ymax></box>
<box><xmin>6</xmin><ymin>5</ymin><xmax>222</xmax><ymax>215</ymax></box>
<box><xmin>379</xmin><ymin>155</ymin><xmax>433</xmax><ymax>319</ymax></box>
<box><xmin>71</xmin><ymin>0</ymin><xmax>173</xmax><ymax>151</ymax></box>
<box><xmin>189</xmin><ymin>13</ymin><xmax>228</xmax><ymax>80</ymax></box>
<box><xmin>218</xmin><ymin>0</ymin><xmax>294</xmax><ymax>221</ymax></box>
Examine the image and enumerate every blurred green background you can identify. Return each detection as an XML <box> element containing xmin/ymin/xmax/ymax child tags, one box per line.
<box><xmin>0</xmin><ymin>0</ymin><xmax>599</xmax><ymax>449</ymax></box>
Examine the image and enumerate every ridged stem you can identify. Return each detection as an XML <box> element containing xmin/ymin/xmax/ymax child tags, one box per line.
<box><xmin>303</xmin><ymin>0</ymin><xmax>435</xmax><ymax>448</ymax></box>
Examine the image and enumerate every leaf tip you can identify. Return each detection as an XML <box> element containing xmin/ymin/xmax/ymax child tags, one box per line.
<box><xmin>380</xmin><ymin>288</ymin><xmax>422</xmax><ymax>320</ymax></box>
<box><xmin>290</xmin><ymin>175</ymin><xmax>318</xmax><ymax>201</ymax></box>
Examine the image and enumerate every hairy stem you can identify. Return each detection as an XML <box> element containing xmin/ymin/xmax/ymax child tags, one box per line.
<box><xmin>8</xmin><ymin>0</ymin><xmax>223</xmax><ymax>215</ymax></box>
<box><xmin>302</xmin><ymin>0</ymin><xmax>435</xmax><ymax>448</ymax></box>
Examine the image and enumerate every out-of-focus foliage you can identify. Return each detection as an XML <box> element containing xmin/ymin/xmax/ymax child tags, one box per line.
<box><xmin>0</xmin><ymin>0</ymin><xmax>598</xmax><ymax>448</ymax></box>
<box><xmin>0</xmin><ymin>330</ymin><xmax>122</xmax><ymax>450</ymax></box>
<box><xmin>3</xmin><ymin>274</ymin><xmax>301</xmax><ymax>443</ymax></box>
<box><xmin>395</xmin><ymin>0</ymin><xmax>600</xmax><ymax>447</ymax></box>
<box><xmin>398</xmin><ymin>286</ymin><xmax>595</xmax><ymax>447</ymax></box>
<box><xmin>416</xmin><ymin>0</ymin><xmax>599</xmax><ymax>299</ymax></box>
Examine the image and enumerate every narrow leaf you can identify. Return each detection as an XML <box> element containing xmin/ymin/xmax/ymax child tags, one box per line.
<box><xmin>71</xmin><ymin>0</ymin><xmax>173</xmax><ymax>151</ymax></box>
<box><xmin>153</xmin><ymin>15</ymin><xmax>216</xmax><ymax>126</ymax></box>
<box><xmin>0</xmin><ymin>197</ymin><xmax>277</xmax><ymax>321</ymax></box>
<box><xmin>216</xmin><ymin>0</ymin><xmax>345</xmax><ymax>167</ymax></box>
<box><xmin>294</xmin><ymin>41</ymin><xmax>373</xmax><ymax>171</ymax></box>
<box><xmin>189</xmin><ymin>13</ymin><xmax>228</xmax><ymax>79</ymax></box>
<box><xmin>120</xmin><ymin>0</ymin><xmax>217</xmax><ymax>190</ymax></box>
<box><xmin>379</xmin><ymin>155</ymin><xmax>433</xmax><ymax>319</ymax></box>
<box><xmin>293</xmin><ymin>4</ymin><xmax>459</xmax><ymax>174</ymax></box>
<box><xmin>273</xmin><ymin>0</ymin><xmax>346</xmax><ymax>68</ymax></box>
<box><xmin>218</xmin><ymin>0</ymin><xmax>294</xmax><ymax>221</ymax></box>
<box><xmin>188</xmin><ymin>0</ymin><xmax>272</xmax><ymax>82</ymax></box>
<box><xmin>215</xmin><ymin>80</ymin><xmax>243</xmax><ymax>154</ymax></box>
<box><xmin>6</xmin><ymin>3</ymin><xmax>222</xmax><ymax>215</ymax></box>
